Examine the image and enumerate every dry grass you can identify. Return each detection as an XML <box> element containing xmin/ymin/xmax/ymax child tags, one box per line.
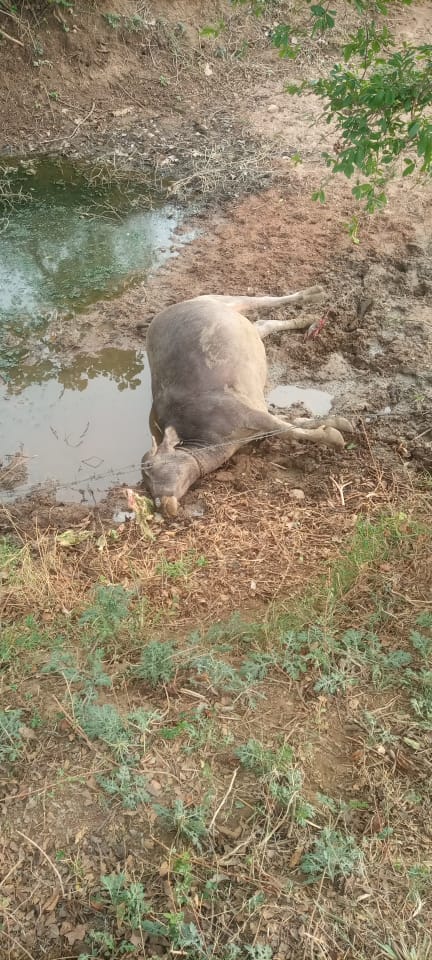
<box><xmin>1</xmin><ymin>455</ymin><xmax>431</xmax><ymax>959</ymax></box>
<box><xmin>2</xmin><ymin>437</ymin><xmax>426</xmax><ymax>626</ymax></box>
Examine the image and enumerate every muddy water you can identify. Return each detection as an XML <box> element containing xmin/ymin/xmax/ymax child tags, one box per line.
<box><xmin>0</xmin><ymin>157</ymin><xmax>187</xmax><ymax>502</ymax></box>
<box><xmin>0</xmin><ymin>350</ymin><xmax>152</xmax><ymax>503</ymax></box>
<box><xmin>266</xmin><ymin>384</ymin><xmax>333</xmax><ymax>416</ymax></box>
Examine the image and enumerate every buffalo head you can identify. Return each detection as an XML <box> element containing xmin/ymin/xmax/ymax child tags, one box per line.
<box><xmin>141</xmin><ymin>426</ymin><xmax>200</xmax><ymax>517</ymax></box>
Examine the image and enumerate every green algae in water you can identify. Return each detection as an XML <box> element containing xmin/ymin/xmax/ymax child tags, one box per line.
<box><xmin>0</xmin><ymin>156</ymin><xmax>179</xmax><ymax>326</ymax></box>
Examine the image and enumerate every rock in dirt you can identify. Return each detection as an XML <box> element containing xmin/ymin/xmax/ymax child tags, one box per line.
<box><xmin>289</xmin><ymin>488</ymin><xmax>305</xmax><ymax>500</ymax></box>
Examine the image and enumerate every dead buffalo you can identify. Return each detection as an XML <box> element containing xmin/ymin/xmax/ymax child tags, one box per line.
<box><xmin>141</xmin><ymin>288</ymin><xmax>352</xmax><ymax>516</ymax></box>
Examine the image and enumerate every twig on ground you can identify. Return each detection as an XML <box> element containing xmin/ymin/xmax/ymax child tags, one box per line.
<box><xmin>209</xmin><ymin>768</ymin><xmax>238</xmax><ymax>831</ymax></box>
<box><xmin>16</xmin><ymin>830</ymin><xmax>65</xmax><ymax>897</ymax></box>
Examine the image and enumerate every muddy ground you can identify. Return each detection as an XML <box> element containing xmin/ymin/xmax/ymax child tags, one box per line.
<box><xmin>1</xmin><ymin>0</ymin><xmax>431</xmax><ymax>532</ymax></box>
<box><xmin>1</xmin><ymin>4</ymin><xmax>432</xmax><ymax>960</ymax></box>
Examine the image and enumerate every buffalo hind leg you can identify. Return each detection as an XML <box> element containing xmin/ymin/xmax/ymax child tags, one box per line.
<box><xmin>193</xmin><ymin>286</ymin><xmax>325</xmax><ymax>317</ymax></box>
<box><xmin>255</xmin><ymin>315</ymin><xmax>316</xmax><ymax>339</ymax></box>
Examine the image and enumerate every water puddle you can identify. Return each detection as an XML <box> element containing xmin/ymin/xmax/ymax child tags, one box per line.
<box><xmin>266</xmin><ymin>384</ymin><xmax>333</xmax><ymax>417</ymax></box>
<box><xmin>0</xmin><ymin>155</ymin><xmax>193</xmax><ymax>502</ymax></box>
<box><xmin>0</xmin><ymin>156</ymin><xmax>181</xmax><ymax>328</ymax></box>
<box><xmin>0</xmin><ymin>350</ymin><xmax>152</xmax><ymax>503</ymax></box>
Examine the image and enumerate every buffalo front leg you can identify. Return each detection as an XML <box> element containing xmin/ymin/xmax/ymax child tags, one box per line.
<box><xmin>287</xmin><ymin>415</ymin><xmax>354</xmax><ymax>434</ymax></box>
<box><xmin>235</xmin><ymin>409</ymin><xmax>347</xmax><ymax>450</ymax></box>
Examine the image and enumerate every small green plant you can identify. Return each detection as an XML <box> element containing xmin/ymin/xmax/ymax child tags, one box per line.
<box><xmin>237</xmin><ymin>739</ymin><xmax>314</xmax><ymax>823</ymax></box>
<box><xmin>97</xmin><ymin>765</ymin><xmax>150</xmax><ymax>810</ymax></box>
<box><xmin>103</xmin><ymin>12</ymin><xmax>121</xmax><ymax>29</ymax></box>
<box><xmin>237</xmin><ymin>738</ymin><xmax>293</xmax><ymax>777</ymax></box>
<box><xmin>407</xmin><ymin>863</ymin><xmax>432</xmax><ymax>901</ymax></box>
<box><xmin>135</xmin><ymin>639</ymin><xmax>176</xmax><ymax>686</ymax></box>
<box><xmin>156</xmin><ymin>798</ymin><xmax>210</xmax><ymax>851</ymax></box>
<box><xmin>0</xmin><ymin>709</ymin><xmax>23</xmax><ymax>762</ymax></box>
<box><xmin>156</xmin><ymin>552</ymin><xmax>207</xmax><ymax>580</ymax></box>
<box><xmin>42</xmin><ymin>647</ymin><xmax>82</xmax><ymax>682</ymax></box>
<box><xmin>79</xmin><ymin>584</ymin><xmax>132</xmax><ymax>642</ymax></box>
<box><xmin>246</xmin><ymin>947</ymin><xmax>273</xmax><ymax>960</ymax></box>
<box><xmin>73</xmin><ymin>699</ymin><xmax>133</xmax><ymax>761</ymax></box>
<box><xmin>362</xmin><ymin>711</ymin><xmax>398</xmax><ymax>746</ymax></box>
<box><xmin>300</xmin><ymin>828</ymin><xmax>364</xmax><ymax>884</ymax></box>
<box><xmin>78</xmin><ymin>929</ymin><xmax>117</xmax><ymax>960</ymax></box>
<box><xmin>1</xmin><ymin>615</ymin><xmax>49</xmax><ymax>666</ymax></box>
<box><xmin>101</xmin><ymin>872</ymin><xmax>150</xmax><ymax>929</ymax></box>
<box><xmin>103</xmin><ymin>12</ymin><xmax>144</xmax><ymax>32</ymax></box>
<box><xmin>126</xmin><ymin>15</ymin><xmax>144</xmax><ymax>32</ymax></box>
<box><xmin>0</xmin><ymin>536</ymin><xmax>22</xmax><ymax>577</ymax></box>
<box><xmin>172</xmin><ymin>851</ymin><xmax>194</xmax><ymax>906</ymax></box>
<box><xmin>200</xmin><ymin>20</ymin><xmax>225</xmax><ymax>39</ymax></box>
<box><xmin>409</xmin><ymin>671</ymin><xmax>432</xmax><ymax>725</ymax></box>
<box><xmin>410</xmin><ymin>613</ymin><xmax>432</xmax><ymax>660</ymax></box>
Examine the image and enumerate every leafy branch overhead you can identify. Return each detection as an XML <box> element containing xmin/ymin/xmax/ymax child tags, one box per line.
<box><xmin>232</xmin><ymin>0</ymin><xmax>432</xmax><ymax>210</ymax></box>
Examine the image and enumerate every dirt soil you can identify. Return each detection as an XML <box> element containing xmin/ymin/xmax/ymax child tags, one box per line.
<box><xmin>1</xmin><ymin>5</ymin><xmax>432</xmax><ymax>960</ymax></box>
<box><xmin>1</xmin><ymin>0</ymin><xmax>432</xmax><ymax>533</ymax></box>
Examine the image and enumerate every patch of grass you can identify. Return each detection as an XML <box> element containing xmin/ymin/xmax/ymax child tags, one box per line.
<box><xmin>103</xmin><ymin>12</ymin><xmax>145</xmax><ymax>33</ymax></box>
<box><xmin>280</xmin><ymin>512</ymin><xmax>426</xmax><ymax>631</ymax></box>
<box><xmin>0</xmin><ymin>614</ymin><xmax>50</xmax><ymax>666</ymax></box>
<box><xmin>237</xmin><ymin>739</ymin><xmax>315</xmax><ymax>824</ymax></box>
<box><xmin>0</xmin><ymin>535</ymin><xmax>21</xmax><ymax>574</ymax></box>
<box><xmin>156</xmin><ymin>551</ymin><xmax>207</xmax><ymax>580</ymax></box>
<box><xmin>0</xmin><ymin>708</ymin><xmax>24</xmax><ymax>762</ymax></box>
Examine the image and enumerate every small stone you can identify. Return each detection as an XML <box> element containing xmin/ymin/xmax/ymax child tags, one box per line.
<box><xmin>148</xmin><ymin>779</ymin><xmax>162</xmax><ymax>796</ymax></box>
<box><xmin>289</xmin><ymin>488</ymin><xmax>305</xmax><ymax>500</ymax></box>
<box><xmin>267</xmin><ymin>104</ymin><xmax>278</xmax><ymax>113</ymax></box>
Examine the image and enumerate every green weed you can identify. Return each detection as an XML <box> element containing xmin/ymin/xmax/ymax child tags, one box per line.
<box><xmin>300</xmin><ymin>827</ymin><xmax>364</xmax><ymax>883</ymax></box>
<box><xmin>156</xmin><ymin>798</ymin><xmax>210</xmax><ymax>851</ymax></box>
<box><xmin>103</xmin><ymin>13</ymin><xmax>121</xmax><ymax>29</ymax></box>
<box><xmin>172</xmin><ymin>851</ymin><xmax>194</xmax><ymax>906</ymax></box>
<box><xmin>97</xmin><ymin>765</ymin><xmax>151</xmax><ymax>810</ymax></box>
<box><xmin>0</xmin><ymin>536</ymin><xmax>21</xmax><ymax>578</ymax></box>
<box><xmin>237</xmin><ymin>739</ymin><xmax>314</xmax><ymax>824</ymax></box>
<box><xmin>135</xmin><ymin>639</ymin><xmax>176</xmax><ymax>686</ymax></box>
<box><xmin>73</xmin><ymin>699</ymin><xmax>134</xmax><ymax>761</ymax></box>
<box><xmin>103</xmin><ymin>12</ymin><xmax>145</xmax><ymax>32</ymax></box>
<box><xmin>0</xmin><ymin>615</ymin><xmax>50</xmax><ymax>666</ymax></box>
<box><xmin>156</xmin><ymin>552</ymin><xmax>207</xmax><ymax>580</ymax></box>
<box><xmin>0</xmin><ymin>709</ymin><xmax>23</xmax><ymax>762</ymax></box>
<box><xmin>79</xmin><ymin>584</ymin><xmax>133</xmax><ymax>643</ymax></box>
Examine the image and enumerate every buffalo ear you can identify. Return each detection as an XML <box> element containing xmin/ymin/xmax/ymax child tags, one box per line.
<box><xmin>159</xmin><ymin>425</ymin><xmax>180</xmax><ymax>452</ymax></box>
